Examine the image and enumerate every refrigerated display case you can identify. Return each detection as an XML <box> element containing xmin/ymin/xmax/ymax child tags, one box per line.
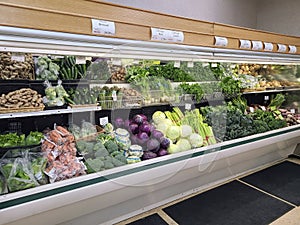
<box><xmin>0</xmin><ymin>23</ymin><xmax>300</xmax><ymax>225</ymax></box>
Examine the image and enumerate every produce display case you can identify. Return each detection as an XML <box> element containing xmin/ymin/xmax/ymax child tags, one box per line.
<box><xmin>0</xmin><ymin>7</ymin><xmax>300</xmax><ymax>224</ymax></box>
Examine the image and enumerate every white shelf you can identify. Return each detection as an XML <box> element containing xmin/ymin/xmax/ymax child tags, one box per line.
<box><xmin>0</xmin><ymin>106</ymin><xmax>102</xmax><ymax>119</ymax></box>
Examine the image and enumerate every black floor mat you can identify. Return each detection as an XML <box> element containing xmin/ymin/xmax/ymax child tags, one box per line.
<box><xmin>127</xmin><ymin>213</ymin><xmax>168</xmax><ymax>225</ymax></box>
<box><xmin>241</xmin><ymin>161</ymin><xmax>300</xmax><ymax>206</ymax></box>
<box><xmin>163</xmin><ymin>181</ymin><xmax>292</xmax><ymax>225</ymax></box>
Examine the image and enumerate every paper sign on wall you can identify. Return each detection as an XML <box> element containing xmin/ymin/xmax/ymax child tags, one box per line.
<box><xmin>264</xmin><ymin>42</ymin><xmax>273</xmax><ymax>51</ymax></box>
<box><xmin>289</xmin><ymin>45</ymin><xmax>297</xmax><ymax>54</ymax></box>
<box><xmin>252</xmin><ymin>41</ymin><xmax>263</xmax><ymax>50</ymax></box>
<box><xmin>277</xmin><ymin>44</ymin><xmax>287</xmax><ymax>53</ymax></box>
<box><xmin>151</xmin><ymin>28</ymin><xmax>184</xmax><ymax>43</ymax></box>
<box><xmin>91</xmin><ymin>19</ymin><xmax>115</xmax><ymax>35</ymax></box>
<box><xmin>215</xmin><ymin>36</ymin><xmax>228</xmax><ymax>47</ymax></box>
<box><xmin>239</xmin><ymin>40</ymin><xmax>251</xmax><ymax>49</ymax></box>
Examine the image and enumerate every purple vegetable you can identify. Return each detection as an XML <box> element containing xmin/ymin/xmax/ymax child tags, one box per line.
<box><xmin>137</xmin><ymin>132</ymin><xmax>149</xmax><ymax>145</ymax></box>
<box><xmin>142</xmin><ymin>151</ymin><xmax>157</xmax><ymax>160</ymax></box>
<box><xmin>130</xmin><ymin>135</ymin><xmax>139</xmax><ymax>144</ymax></box>
<box><xmin>129</xmin><ymin>123</ymin><xmax>139</xmax><ymax>134</ymax></box>
<box><xmin>157</xmin><ymin>148</ymin><xmax>168</xmax><ymax>156</ymax></box>
<box><xmin>124</xmin><ymin>119</ymin><xmax>131</xmax><ymax>129</ymax></box>
<box><xmin>114</xmin><ymin>117</ymin><xmax>124</xmax><ymax>128</ymax></box>
<box><xmin>139</xmin><ymin>123</ymin><xmax>152</xmax><ymax>134</ymax></box>
<box><xmin>133</xmin><ymin>114</ymin><xmax>145</xmax><ymax>125</ymax></box>
<box><xmin>142</xmin><ymin>120</ymin><xmax>149</xmax><ymax>125</ymax></box>
<box><xmin>151</xmin><ymin>129</ymin><xmax>164</xmax><ymax>139</ymax></box>
<box><xmin>147</xmin><ymin>138</ymin><xmax>160</xmax><ymax>152</ymax></box>
<box><xmin>160</xmin><ymin>137</ymin><xmax>171</xmax><ymax>149</ymax></box>
<box><xmin>140</xmin><ymin>114</ymin><xmax>148</xmax><ymax>122</ymax></box>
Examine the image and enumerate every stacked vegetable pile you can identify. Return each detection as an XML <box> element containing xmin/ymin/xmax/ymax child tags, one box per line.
<box><xmin>43</xmin><ymin>80</ymin><xmax>70</xmax><ymax>107</ymax></box>
<box><xmin>66</xmin><ymin>87</ymin><xmax>98</xmax><ymax>106</ymax></box>
<box><xmin>0</xmin><ymin>131</ymin><xmax>43</xmax><ymax>148</ymax></box>
<box><xmin>42</xmin><ymin>125</ymin><xmax>86</xmax><ymax>183</ymax></box>
<box><xmin>152</xmin><ymin>108</ymin><xmax>216</xmax><ymax>154</ymax></box>
<box><xmin>0</xmin><ymin>52</ymin><xmax>34</xmax><ymax>80</ymax></box>
<box><xmin>0</xmin><ymin>149</ymin><xmax>47</xmax><ymax>193</ymax></box>
<box><xmin>86</xmin><ymin>58</ymin><xmax>111</xmax><ymax>81</ymax></box>
<box><xmin>0</xmin><ymin>88</ymin><xmax>44</xmax><ymax>112</ymax></box>
<box><xmin>35</xmin><ymin>55</ymin><xmax>60</xmax><ymax>80</ymax></box>
<box><xmin>202</xmin><ymin>95</ymin><xmax>288</xmax><ymax>141</ymax></box>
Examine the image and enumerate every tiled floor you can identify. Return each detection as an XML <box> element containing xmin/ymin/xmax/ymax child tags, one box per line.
<box><xmin>115</xmin><ymin>156</ymin><xmax>300</xmax><ymax>225</ymax></box>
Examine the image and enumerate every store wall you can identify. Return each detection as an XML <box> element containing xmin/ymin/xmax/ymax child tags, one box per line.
<box><xmin>103</xmin><ymin>0</ymin><xmax>258</xmax><ymax>29</ymax></box>
<box><xmin>256</xmin><ymin>0</ymin><xmax>300</xmax><ymax>36</ymax></box>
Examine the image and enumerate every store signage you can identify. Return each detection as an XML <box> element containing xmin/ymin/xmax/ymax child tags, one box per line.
<box><xmin>91</xmin><ymin>19</ymin><xmax>115</xmax><ymax>35</ymax></box>
<box><xmin>11</xmin><ymin>53</ymin><xmax>25</xmax><ymax>62</ymax></box>
<box><xmin>75</xmin><ymin>56</ymin><xmax>86</xmax><ymax>64</ymax></box>
<box><xmin>187</xmin><ymin>61</ymin><xmax>194</xmax><ymax>68</ymax></box>
<box><xmin>99</xmin><ymin>117</ymin><xmax>109</xmax><ymax>126</ymax></box>
<box><xmin>252</xmin><ymin>41</ymin><xmax>263</xmax><ymax>51</ymax></box>
<box><xmin>239</xmin><ymin>40</ymin><xmax>251</xmax><ymax>49</ymax></box>
<box><xmin>185</xmin><ymin>103</ymin><xmax>192</xmax><ymax>110</ymax></box>
<box><xmin>277</xmin><ymin>44</ymin><xmax>287</xmax><ymax>53</ymax></box>
<box><xmin>151</xmin><ymin>28</ymin><xmax>184</xmax><ymax>43</ymax></box>
<box><xmin>214</xmin><ymin>36</ymin><xmax>228</xmax><ymax>47</ymax></box>
<box><xmin>289</xmin><ymin>45</ymin><xmax>297</xmax><ymax>54</ymax></box>
<box><xmin>264</xmin><ymin>42</ymin><xmax>274</xmax><ymax>51</ymax></box>
<box><xmin>174</xmin><ymin>61</ymin><xmax>181</xmax><ymax>68</ymax></box>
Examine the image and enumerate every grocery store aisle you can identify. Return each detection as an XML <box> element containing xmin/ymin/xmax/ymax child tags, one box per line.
<box><xmin>115</xmin><ymin>157</ymin><xmax>300</xmax><ymax>225</ymax></box>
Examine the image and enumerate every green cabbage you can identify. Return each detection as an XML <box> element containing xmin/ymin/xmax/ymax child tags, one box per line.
<box><xmin>166</xmin><ymin>125</ymin><xmax>181</xmax><ymax>141</ymax></box>
<box><xmin>176</xmin><ymin>139</ymin><xmax>191</xmax><ymax>152</ymax></box>
<box><xmin>189</xmin><ymin>133</ymin><xmax>203</xmax><ymax>148</ymax></box>
<box><xmin>152</xmin><ymin>111</ymin><xmax>166</xmax><ymax>124</ymax></box>
<box><xmin>181</xmin><ymin>125</ymin><xmax>193</xmax><ymax>138</ymax></box>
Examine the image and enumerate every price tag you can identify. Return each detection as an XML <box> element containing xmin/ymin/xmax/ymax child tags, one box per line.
<box><xmin>252</xmin><ymin>41</ymin><xmax>263</xmax><ymax>51</ymax></box>
<box><xmin>214</xmin><ymin>36</ymin><xmax>228</xmax><ymax>47</ymax></box>
<box><xmin>52</xmin><ymin>55</ymin><xmax>64</xmax><ymax>59</ymax></box>
<box><xmin>230</xmin><ymin>64</ymin><xmax>236</xmax><ymax>69</ymax></box>
<box><xmin>264</xmin><ymin>96</ymin><xmax>269</xmax><ymax>101</ymax></box>
<box><xmin>261</xmin><ymin>106</ymin><xmax>266</xmax><ymax>111</ymax></box>
<box><xmin>289</xmin><ymin>45</ymin><xmax>297</xmax><ymax>54</ymax></box>
<box><xmin>203</xmin><ymin>63</ymin><xmax>209</xmax><ymax>67</ymax></box>
<box><xmin>151</xmin><ymin>28</ymin><xmax>184</xmax><ymax>43</ymax></box>
<box><xmin>11</xmin><ymin>53</ymin><xmax>25</xmax><ymax>62</ymax></box>
<box><xmin>99</xmin><ymin>117</ymin><xmax>109</xmax><ymax>126</ymax></box>
<box><xmin>185</xmin><ymin>103</ymin><xmax>192</xmax><ymax>110</ymax></box>
<box><xmin>290</xmin><ymin>109</ymin><xmax>295</xmax><ymax>114</ymax></box>
<box><xmin>174</xmin><ymin>61</ymin><xmax>181</xmax><ymax>68</ymax></box>
<box><xmin>170</xmin><ymin>30</ymin><xmax>184</xmax><ymax>42</ymax></box>
<box><xmin>112</xmin><ymin>90</ymin><xmax>117</xmax><ymax>101</ymax></box>
<box><xmin>187</xmin><ymin>61</ymin><xmax>194</xmax><ymax>68</ymax></box>
<box><xmin>112</xmin><ymin>58</ymin><xmax>122</xmax><ymax>66</ymax></box>
<box><xmin>75</xmin><ymin>56</ymin><xmax>86</xmax><ymax>64</ymax></box>
<box><xmin>264</xmin><ymin>42</ymin><xmax>274</xmax><ymax>51</ymax></box>
<box><xmin>277</xmin><ymin>44</ymin><xmax>287</xmax><ymax>53</ymax></box>
<box><xmin>91</xmin><ymin>19</ymin><xmax>115</xmax><ymax>35</ymax></box>
<box><xmin>211</xmin><ymin>63</ymin><xmax>218</xmax><ymax>68</ymax></box>
<box><xmin>240</xmin><ymin>40</ymin><xmax>251</xmax><ymax>49</ymax></box>
<box><xmin>249</xmin><ymin>107</ymin><xmax>255</xmax><ymax>113</ymax></box>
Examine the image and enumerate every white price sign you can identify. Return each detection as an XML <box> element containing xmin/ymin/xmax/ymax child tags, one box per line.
<box><xmin>91</xmin><ymin>19</ymin><xmax>115</xmax><ymax>35</ymax></box>
<box><xmin>264</xmin><ymin>96</ymin><xmax>269</xmax><ymax>101</ymax></box>
<box><xmin>75</xmin><ymin>56</ymin><xmax>86</xmax><ymax>64</ymax></box>
<box><xmin>249</xmin><ymin>107</ymin><xmax>255</xmax><ymax>113</ymax></box>
<box><xmin>290</xmin><ymin>109</ymin><xmax>296</xmax><ymax>114</ymax></box>
<box><xmin>151</xmin><ymin>28</ymin><xmax>184</xmax><ymax>43</ymax></box>
<box><xmin>214</xmin><ymin>36</ymin><xmax>228</xmax><ymax>47</ymax></box>
<box><xmin>185</xmin><ymin>103</ymin><xmax>192</xmax><ymax>110</ymax></box>
<box><xmin>99</xmin><ymin>117</ymin><xmax>109</xmax><ymax>126</ymax></box>
<box><xmin>11</xmin><ymin>53</ymin><xmax>25</xmax><ymax>62</ymax></box>
<box><xmin>187</xmin><ymin>61</ymin><xmax>194</xmax><ymax>68</ymax></box>
<box><xmin>264</xmin><ymin>42</ymin><xmax>274</xmax><ymax>51</ymax></box>
<box><xmin>240</xmin><ymin>40</ymin><xmax>251</xmax><ymax>49</ymax></box>
<box><xmin>252</xmin><ymin>41</ymin><xmax>263</xmax><ymax>51</ymax></box>
<box><xmin>277</xmin><ymin>44</ymin><xmax>287</xmax><ymax>53</ymax></box>
<box><xmin>174</xmin><ymin>61</ymin><xmax>181</xmax><ymax>68</ymax></box>
<box><xmin>289</xmin><ymin>45</ymin><xmax>297</xmax><ymax>54</ymax></box>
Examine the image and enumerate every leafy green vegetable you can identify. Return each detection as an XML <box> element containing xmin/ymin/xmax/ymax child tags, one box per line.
<box><xmin>0</xmin><ymin>133</ymin><xmax>26</xmax><ymax>148</ymax></box>
<box><xmin>25</xmin><ymin>131</ymin><xmax>44</xmax><ymax>146</ymax></box>
<box><xmin>104</xmin><ymin>140</ymin><xmax>119</xmax><ymax>154</ymax></box>
<box><xmin>177</xmin><ymin>83</ymin><xmax>204</xmax><ymax>103</ymax></box>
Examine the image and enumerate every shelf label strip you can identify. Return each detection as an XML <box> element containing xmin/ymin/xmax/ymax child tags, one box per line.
<box><xmin>91</xmin><ymin>19</ymin><xmax>115</xmax><ymax>36</ymax></box>
<box><xmin>215</xmin><ymin>36</ymin><xmax>228</xmax><ymax>47</ymax></box>
<box><xmin>151</xmin><ymin>28</ymin><xmax>184</xmax><ymax>43</ymax></box>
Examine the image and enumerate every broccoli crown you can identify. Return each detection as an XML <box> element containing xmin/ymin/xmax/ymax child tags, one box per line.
<box><xmin>114</xmin><ymin>153</ymin><xmax>128</xmax><ymax>164</ymax></box>
<box><xmin>104</xmin><ymin>140</ymin><xmax>119</xmax><ymax>153</ymax></box>
<box><xmin>93</xmin><ymin>142</ymin><xmax>106</xmax><ymax>151</ymax></box>
<box><xmin>94</xmin><ymin>148</ymin><xmax>109</xmax><ymax>158</ymax></box>
<box><xmin>85</xmin><ymin>158</ymin><xmax>104</xmax><ymax>173</ymax></box>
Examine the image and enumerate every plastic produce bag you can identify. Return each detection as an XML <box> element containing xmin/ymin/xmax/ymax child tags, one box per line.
<box><xmin>81</xmin><ymin>121</ymin><xmax>97</xmax><ymax>137</ymax></box>
<box><xmin>35</xmin><ymin>56</ymin><xmax>59</xmax><ymax>80</ymax></box>
<box><xmin>0</xmin><ymin>155</ymin><xmax>39</xmax><ymax>192</ymax></box>
<box><xmin>0</xmin><ymin>174</ymin><xmax>8</xmax><ymax>195</ymax></box>
<box><xmin>43</xmin><ymin>80</ymin><xmax>65</xmax><ymax>106</ymax></box>
<box><xmin>28</xmin><ymin>152</ymin><xmax>48</xmax><ymax>185</ymax></box>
